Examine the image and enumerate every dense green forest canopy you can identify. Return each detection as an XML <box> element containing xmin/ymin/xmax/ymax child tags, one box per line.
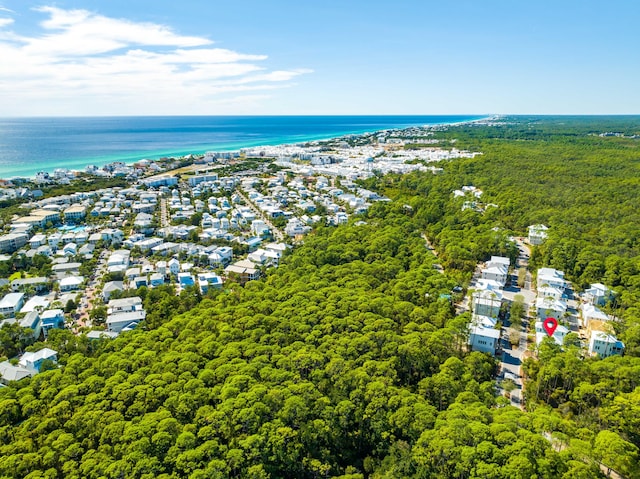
<box><xmin>366</xmin><ymin>116</ymin><xmax>640</xmax><ymax>351</ymax></box>
<box><xmin>1</xmin><ymin>117</ymin><xmax>639</xmax><ymax>478</ymax></box>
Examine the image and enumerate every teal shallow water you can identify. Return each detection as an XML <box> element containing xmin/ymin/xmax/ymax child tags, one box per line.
<box><xmin>0</xmin><ymin>115</ymin><xmax>486</xmax><ymax>178</ymax></box>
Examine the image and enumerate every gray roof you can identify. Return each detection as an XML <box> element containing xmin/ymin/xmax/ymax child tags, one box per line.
<box><xmin>0</xmin><ymin>361</ymin><xmax>32</xmax><ymax>382</ymax></box>
<box><xmin>103</xmin><ymin>281</ymin><xmax>124</xmax><ymax>292</ymax></box>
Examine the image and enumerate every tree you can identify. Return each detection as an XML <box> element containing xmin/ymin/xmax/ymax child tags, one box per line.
<box><xmin>64</xmin><ymin>299</ymin><xmax>76</xmax><ymax>313</ymax></box>
<box><xmin>593</xmin><ymin>430</ymin><xmax>640</xmax><ymax>478</ymax></box>
<box><xmin>89</xmin><ymin>306</ymin><xmax>108</xmax><ymax>323</ymax></box>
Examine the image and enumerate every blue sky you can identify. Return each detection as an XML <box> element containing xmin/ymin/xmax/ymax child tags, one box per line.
<box><xmin>0</xmin><ymin>0</ymin><xmax>638</xmax><ymax>115</ymax></box>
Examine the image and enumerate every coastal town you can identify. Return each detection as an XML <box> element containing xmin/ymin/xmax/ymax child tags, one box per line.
<box><xmin>0</xmin><ymin>123</ymin><xmax>625</xmax><ymax>387</ymax></box>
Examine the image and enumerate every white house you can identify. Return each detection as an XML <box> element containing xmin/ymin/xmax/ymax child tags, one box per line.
<box><xmin>108</xmin><ymin>296</ymin><xmax>143</xmax><ymax>314</ymax></box>
<box><xmin>469</xmin><ymin>324</ymin><xmax>500</xmax><ymax>355</ymax></box>
<box><xmin>19</xmin><ymin>311</ymin><xmax>42</xmax><ymax>339</ymax></box>
<box><xmin>537</xmin><ymin>268</ymin><xmax>566</xmax><ymax>291</ymax></box>
<box><xmin>29</xmin><ymin>234</ymin><xmax>47</xmax><ymax>249</ymax></box>
<box><xmin>472</xmin><ymin>288</ymin><xmax>503</xmax><ymax>319</ymax></box>
<box><xmin>0</xmin><ymin>361</ymin><xmax>32</xmax><ymax>384</ymax></box>
<box><xmin>584</xmin><ymin>283</ymin><xmax>612</xmax><ymax>306</ymax></box>
<box><xmin>536</xmin><ymin>296</ymin><xmax>567</xmax><ymax>321</ymax></box>
<box><xmin>528</xmin><ymin>224</ymin><xmax>548</xmax><ymax>245</ymax></box>
<box><xmin>588</xmin><ymin>331</ymin><xmax>624</xmax><ymax>358</ymax></box>
<box><xmin>20</xmin><ymin>296</ymin><xmax>50</xmax><ymax>314</ymax></box>
<box><xmin>168</xmin><ymin>258</ymin><xmax>180</xmax><ymax>275</ymax></box>
<box><xmin>216</xmin><ymin>246</ymin><xmax>233</xmax><ymax>263</ymax></box>
<box><xmin>102</xmin><ymin>281</ymin><xmax>124</xmax><ymax>302</ymax></box>
<box><xmin>481</xmin><ymin>264</ymin><xmax>508</xmax><ymax>287</ymax></box>
<box><xmin>198</xmin><ymin>272</ymin><xmax>223</xmax><ymax>294</ymax></box>
<box><xmin>537</xmin><ymin>286</ymin><xmax>564</xmax><ymax>301</ymax></box>
<box><xmin>150</xmin><ymin>273</ymin><xmax>165</xmax><ymax>287</ymax></box>
<box><xmin>0</xmin><ymin>293</ymin><xmax>25</xmax><ymax>317</ymax></box>
<box><xmin>264</xmin><ymin>242</ymin><xmax>289</xmax><ymax>258</ymax></box>
<box><xmin>581</xmin><ymin>303</ymin><xmax>609</xmax><ymax>328</ymax></box>
<box><xmin>535</xmin><ymin>320</ymin><xmax>569</xmax><ymax>346</ymax></box>
<box><xmin>59</xmin><ymin>276</ymin><xmax>83</xmax><ymax>292</ymax></box>
<box><xmin>107</xmin><ymin>310</ymin><xmax>146</xmax><ymax>333</ymax></box>
<box><xmin>156</xmin><ymin>260</ymin><xmax>167</xmax><ymax>276</ymax></box>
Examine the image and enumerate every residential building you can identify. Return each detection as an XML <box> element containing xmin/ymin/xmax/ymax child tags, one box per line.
<box><xmin>481</xmin><ymin>264</ymin><xmax>508</xmax><ymax>287</ymax></box>
<box><xmin>107</xmin><ymin>310</ymin><xmax>146</xmax><ymax>333</ymax></box>
<box><xmin>225</xmin><ymin>260</ymin><xmax>260</xmax><ymax>284</ymax></box>
<box><xmin>581</xmin><ymin>303</ymin><xmax>609</xmax><ymax>328</ymax></box>
<box><xmin>19</xmin><ymin>348</ymin><xmax>58</xmax><ymax>373</ymax></box>
<box><xmin>11</xmin><ymin>277</ymin><xmax>49</xmax><ymax>293</ymax></box>
<box><xmin>29</xmin><ymin>234</ymin><xmax>47</xmax><ymax>248</ymax></box>
<box><xmin>469</xmin><ymin>324</ymin><xmax>500</xmax><ymax>355</ymax></box>
<box><xmin>63</xmin><ymin>205</ymin><xmax>87</xmax><ymax>222</ymax></box>
<box><xmin>584</xmin><ymin>283</ymin><xmax>612</xmax><ymax>306</ymax></box>
<box><xmin>535</xmin><ymin>296</ymin><xmax>567</xmax><ymax>321</ymax></box>
<box><xmin>472</xmin><ymin>289</ymin><xmax>502</xmax><ymax>319</ymax></box>
<box><xmin>108</xmin><ymin>297</ymin><xmax>143</xmax><ymax>314</ymax></box>
<box><xmin>19</xmin><ymin>311</ymin><xmax>42</xmax><ymax>339</ymax></box>
<box><xmin>198</xmin><ymin>273</ymin><xmax>223</xmax><ymax>294</ymax></box>
<box><xmin>0</xmin><ymin>362</ymin><xmax>32</xmax><ymax>384</ymax></box>
<box><xmin>40</xmin><ymin>309</ymin><xmax>65</xmax><ymax>337</ymax></box>
<box><xmin>534</xmin><ymin>320</ymin><xmax>569</xmax><ymax>346</ymax></box>
<box><xmin>102</xmin><ymin>281</ymin><xmax>124</xmax><ymax>302</ymax></box>
<box><xmin>588</xmin><ymin>331</ymin><xmax>624</xmax><ymax>358</ymax></box>
<box><xmin>0</xmin><ymin>293</ymin><xmax>25</xmax><ymax>317</ymax></box>
<box><xmin>59</xmin><ymin>276</ymin><xmax>83</xmax><ymax>292</ymax></box>
<box><xmin>150</xmin><ymin>273</ymin><xmax>165</xmax><ymax>287</ymax></box>
<box><xmin>0</xmin><ymin>233</ymin><xmax>28</xmax><ymax>253</ymax></box>
<box><xmin>168</xmin><ymin>258</ymin><xmax>180</xmax><ymax>275</ymax></box>
<box><xmin>528</xmin><ymin>224</ymin><xmax>549</xmax><ymax>245</ymax></box>
<box><xmin>19</xmin><ymin>296</ymin><xmax>50</xmax><ymax>314</ymax></box>
<box><xmin>537</xmin><ymin>268</ymin><xmax>567</xmax><ymax>291</ymax></box>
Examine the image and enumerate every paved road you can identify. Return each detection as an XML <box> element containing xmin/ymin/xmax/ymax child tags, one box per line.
<box><xmin>236</xmin><ymin>189</ymin><xmax>285</xmax><ymax>241</ymax></box>
<box><xmin>75</xmin><ymin>250</ymin><xmax>109</xmax><ymax>332</ymax></box>
<box><xmin>159</xmin><ymin>197</ymin><xmax>169</xmax><ymax>228</ymax></box>
<box><xmin>497</xmin><ymin>238</ymin><xmax>535</xmax><ymax>409</ymax></box>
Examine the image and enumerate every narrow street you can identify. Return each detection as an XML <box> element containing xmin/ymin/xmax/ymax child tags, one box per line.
<box><xmin>159</xmin><ymin>197</ymin><xmax>169</xmax><ymax>228</ymax></box>
<box><xmin>236</xmin><ymin>189</ymin><xmax>285</xmax><ymax>241</ymax></box>
<box><xmin>497</xmin><ymin>237</ymin><xmax>535</xmax><ymax>408</ymax></box>
<box><xmin>75</xmin><ymin>250</ymin><xmax>109</xmax><ymax>331</ymax></box>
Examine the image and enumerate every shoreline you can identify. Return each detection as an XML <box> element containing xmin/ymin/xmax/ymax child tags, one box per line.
<box><xmin>0</xmin><ymin>115</ymin><xmax>493</xmax><ymax>181</ymax></box>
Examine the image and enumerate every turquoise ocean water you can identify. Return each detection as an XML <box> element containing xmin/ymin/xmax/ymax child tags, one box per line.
<box><xmin>0</xmin><ymin>116</ymin><xmax>486</xmax><ymax>179</ymax></box>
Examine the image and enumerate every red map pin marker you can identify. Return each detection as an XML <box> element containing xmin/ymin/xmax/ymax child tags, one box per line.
<box><xmin>543</xmin><ymin>317</ymin><xmax>558</xmax><ymax>337</ymax></box>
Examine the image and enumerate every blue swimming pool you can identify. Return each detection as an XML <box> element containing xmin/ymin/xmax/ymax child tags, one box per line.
<box><xmin>58</xmin><ymin>225</ymin><xmax>87</xmax><ymax>233</ymax></box>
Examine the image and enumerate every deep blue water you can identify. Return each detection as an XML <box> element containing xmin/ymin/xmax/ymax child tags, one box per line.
<box><xmin>0</xmin><ymin>115</ymin><xmax>485</xmax><ymax>178</ymax></box>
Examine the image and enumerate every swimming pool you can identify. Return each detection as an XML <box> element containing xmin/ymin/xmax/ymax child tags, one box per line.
<box><xmin>58</xmin><ymin>225</ymin><xmax>87</xmax><ymax>233</ymax></box>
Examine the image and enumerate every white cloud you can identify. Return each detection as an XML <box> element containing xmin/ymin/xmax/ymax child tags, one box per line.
<box><xmin>0</xmin><ymin>17</ymin><xmax>13</xmax><ymax>27</ymax></box>
<box><xmin>0</xmin><ymin>6</ymin><xmax>311</xmax><ymax>115</ymax></box>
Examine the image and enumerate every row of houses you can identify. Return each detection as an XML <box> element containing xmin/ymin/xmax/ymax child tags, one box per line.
<box><xmin>468</xmin><ymin>256</ymin><xmax>512</xmax><ymax>355</ymax></box>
